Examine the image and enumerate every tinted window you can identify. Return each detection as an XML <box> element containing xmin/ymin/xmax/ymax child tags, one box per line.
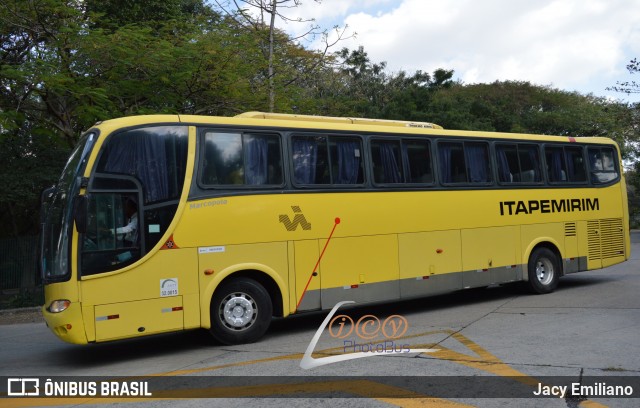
<box><xmin>545</xmin><ymin>145</ymin><xmax>586</xmax><ymax>183</ymax></box>
<box><xmin>81</xmin><ymin>193</ymin><xmax>141</xmax><ymax>276</ymax></box>
<box><xmin>565</xmin><ymin>146</ymin><xmax>587</xmax><ymax>182</ymax></box>
<box><xmin>496</xmin><ymin>144</ymin><xmax>542</xmax><ymax>183</ymax></box>
<box><xmin>200</xmin><ymin>132</ymin><xmax>282</xmax><ymax>186</ymax></box>
<box><xmin>588</xmin><ymin>146</ymin><xmax>619</xmax><ymax>184</ymax></box>
<box><xmin>405</xmin><ymin>140</ymin><xmax>433</xmax><ymax>184</ymax></box>
<box><xmin>292</xmin><ymin>135</ymin><xmax>363</xmax><ymax>185</ymax></box>
<box><xmin>439</xmin><ymin>142</ymin><xmax>466</xmax><ymax>183</ymax></box>
<box><xmin>371</xmin><ymin>140</ymin><xmax>403</xmax><ymax>184</ymax></box>
<box><xmin>439</xmin><ymin>141</ymin><xmax>491</xmax><ymax>184</ymax></box>
<box><xmin>96</xmin><ymin>126</ymin><xmax>188</xmax><ymax>204</ymax></box>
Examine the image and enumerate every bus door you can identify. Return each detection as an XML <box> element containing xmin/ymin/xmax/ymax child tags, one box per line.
<box><xmin>77</xmin><ymin>125</ymin><xmax>193</xmax><ymax>342</ymax></box>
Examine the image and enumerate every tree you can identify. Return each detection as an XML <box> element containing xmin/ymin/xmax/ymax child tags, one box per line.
<box><xmin>608</xmin><ymin>58</ymin><xmax>640</xmax><ymax>95</ymax></box>
<box><xmin>428</xmin><ymin>81</ymin><xmax>637</xmax><ymax>159</ymax></box>
<box><xmin>315</xmin><ymin>46</ymin><xmax>453</xmax><ymax>120</ymax></box>
<box><xmin>212</xmin><ymin>0</ymin><xmax>351</xmax><ymax>112</ymax></box>
<box><xmin>0</xmin><ymin>0</ymin><xmax>257</xmax><ymax>236</ymax></box>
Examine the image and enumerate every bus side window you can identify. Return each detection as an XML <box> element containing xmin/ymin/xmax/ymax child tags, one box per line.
<box><xmin>201</xmin><ymin>132</ymin><xmax>283</xmax><ymax>186</ymax></box>
<box><xmin>588</xmin><ymin>147</ymin><xmax>619</xmax><ymax>184</ymax></box>
<box><xmin>292</xmin><ymin>135</ymin><xmax>330</xmax><ymax>184</ymax></box>
<box><xmin>329</xmin><ymin>137</ymin><xmax>364</xmax><ymax>184</ymax></box>
<box><xmin>564</xmin><ymin>146</ymin><xmax>587</xmax><ymax>182</ymax></box>
<box><xmin>545</xmin><ymin>146</ymin><xmax>567</xmax><ymax>182</ymax></box>
<box><xmin>404</xmin><ymin>140</ymin><xmax>433</xmax><ymax>184</ymax></box>
<box><xmin>545</xmin><ymin>145</ymin><xmax>587</xmax><ymax>183</ymax></box>
<box><xmin>292</xmin><ymin>135</ymin><xmax>363</xmax><ymax>185</ymax></box>
<box><xmin>81</xmin><ymin>193</ymin><xmax>141</xmax><ymax>276</ymax></box>
<box><xmin>465</xmin><ymin>142</ymin><xmax>491</xmax><ymax>183</ymax></box>
<box><xmin>438</xmin><ymin>141</ymin><xmax>491</xmax><ymax>184</ymax></box>
<box><xmin>496</xmin><ymin>144</ymin><xmax>518</xmax><ymax>183</ymax></box>
<box><xmin>518</xmin><ymin>145</ymin><xmax>542</xmax><ymax>182</ymax></box>
<box><xmin>497</xmin><ymin>144</ymin><xmax>542</xmax><ymax>184</ymax></box>
<box><xmin>439</xmin><ymin>141</ymin><xmax>466</xmax><ymax>183</ymax></box>
<box><xmin>371</xmin><ymin>139</ymin><xmax>404</xmax><ymax>184</ymax></box>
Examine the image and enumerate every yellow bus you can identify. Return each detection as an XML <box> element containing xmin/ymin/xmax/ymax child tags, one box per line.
<box><xmin>41</xmin><ymin>112</ymin><xmax>630</xmax><ymax>345</ymax></box>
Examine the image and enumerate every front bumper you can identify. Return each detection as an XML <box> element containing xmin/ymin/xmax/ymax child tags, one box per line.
<box><xmin>42</xmin><ymin>302</ymin><xmax>88</xmax><ymax>344</ymax></box>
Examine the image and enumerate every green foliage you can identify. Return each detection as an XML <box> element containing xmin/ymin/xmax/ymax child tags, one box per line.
<box><xmin>428</xmin><ymin>82</ymin><xmax>638</xmax><ymax>160</ymax></box>
<box><xmin>6</xmin><ymin>288</ymin><xmax>43</xmax><ymax>309</ymax></box>
<box><xmin>608</xmin><ymin>58</ymin><xmax>640</xmax><ymax>95</ymax></box>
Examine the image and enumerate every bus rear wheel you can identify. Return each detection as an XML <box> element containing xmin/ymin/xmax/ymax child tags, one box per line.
<box><xmin>209</xmin><ymin>278</ymin><xmax>272</xmax><ymax>345</ymax></box>
<box><xmin>526</xmin><ymin>247</ymin><xmax>560</xmax><ymax>294</ymax></box>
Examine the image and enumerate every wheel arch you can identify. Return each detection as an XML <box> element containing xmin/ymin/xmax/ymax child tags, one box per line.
<box><xmin>521</xmin><ymin>238</ymin><xmax>564</xmax><ymax>281</ymax></box>
<box><xmin>200</xmin><ymin>264</ymin><xmax>287</xmax><ymax>329</ymax></box>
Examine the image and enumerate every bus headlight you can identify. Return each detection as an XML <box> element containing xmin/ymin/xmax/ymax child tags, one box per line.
<box><xmin>48</xmin><ymin>300</ymin><xmax>71</xmax><ymax>313</ymax></box>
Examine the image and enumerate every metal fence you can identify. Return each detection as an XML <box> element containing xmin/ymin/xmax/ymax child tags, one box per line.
<box><xmin>0</xmin><ymin>235</ymin><xmax>42</xmax><ymax>308</ymax></box>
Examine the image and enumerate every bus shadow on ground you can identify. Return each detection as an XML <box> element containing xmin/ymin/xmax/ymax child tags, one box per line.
<box><xmin>54</xmin><ymin>329</ymin><xmax>214</xmax><ymax>368</ymax></box>
<box><xmin>53</xmin><ymin>275</ymin><xmax>615</xmax><ymax>367</ymax></box>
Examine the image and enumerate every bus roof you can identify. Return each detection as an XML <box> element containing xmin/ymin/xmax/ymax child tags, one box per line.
<box><xmin>235</xmin><ymin>111</ymin><xmax>444</xmax><ymax>130</ymax></box>
<box><xmin>91</xmin><ymin>113</ymin><xmax>618</xmax><ymax>148</ymax></box>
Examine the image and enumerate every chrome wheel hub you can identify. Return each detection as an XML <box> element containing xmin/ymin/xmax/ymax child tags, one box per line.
<box><xmin>535</xmin><ymin>258</ymin><xmax>554</xmax><ymax>285</ymax></box>
<box><xmin>220</xmin><ymin>293</ymin><xmax>257</xmax><ymax>331</ymax></box>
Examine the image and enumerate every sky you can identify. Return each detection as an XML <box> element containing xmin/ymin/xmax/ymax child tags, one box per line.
<box><xmin>276</xmin><ymin>0</ymin><xmax>640</xmax><ymax>103</ymax></box>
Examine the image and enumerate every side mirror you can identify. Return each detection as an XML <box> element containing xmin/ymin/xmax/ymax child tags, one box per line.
<box><xmin>39</xmin><ymin>185</ymin><xmax>56</xmax><ymax>224</ymax></box>
<box><xmin>72</xmin><ymin>195</ymin><xmax>89</xmax><ymax>233</ymax></box>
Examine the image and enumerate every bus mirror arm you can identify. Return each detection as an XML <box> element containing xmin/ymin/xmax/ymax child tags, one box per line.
<box><xmin>72</xmin><ymin>195</ymin><xmax>89</xmax><ymax>233</ymax></box>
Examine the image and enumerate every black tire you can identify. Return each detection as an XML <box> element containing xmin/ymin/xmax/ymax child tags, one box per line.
<box><xmin>526</xmin><ymin>247</ymin><xmax>560</xmax><ymax>294</ymax></box>
<box><xmin>209</xmin><ymin>278</ymin><xmax>272</xmax><ymax>345</ymax></box>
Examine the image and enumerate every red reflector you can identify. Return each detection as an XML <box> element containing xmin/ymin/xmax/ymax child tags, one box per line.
<box><xmin>107</xmin><ymin>315</ymin><xmax>119</xmax><ymax>320</ymax></box>
<box><xmin>65</xmin><ymin>324</ymin><xmax>72</xmax><ymax>330</ymax></box>
<box><xmin>436</xmin><ymin>249</ymin><xmax>443</xmax><ymax>254</ymax></box>
<box><xmin>172</xmin><ymin>307</ymin><xmax>183</xmax><ymax>311</ymax></box>
<box><xmin>422</xmin><ymin>276</ymin><xmax>430</xmax><ymax>280</ymax></box>
<box><xmin>351</xmin><ymin>284</ymin><xmax>359</xmax><ymax>289</ymax></box>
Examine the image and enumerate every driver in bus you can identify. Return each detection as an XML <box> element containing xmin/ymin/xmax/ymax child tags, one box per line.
<box><xmin>115</xmin><ymin>198</ymin><xmax>138</xmax><ymax>247</ymax></box>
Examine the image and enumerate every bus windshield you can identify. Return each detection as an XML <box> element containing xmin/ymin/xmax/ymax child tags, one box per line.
<box><xmin>41</xmin><ymin>132</ymin><xmax>96</xmax><ymax>282</ymax></box>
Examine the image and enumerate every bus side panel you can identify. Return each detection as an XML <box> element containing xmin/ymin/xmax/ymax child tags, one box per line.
<box><xmin>198</xmin><ymin>242</ymin><xmax>289</xmax><ymax>328</ymax></box>
<box><xmin>319</xmin><ymin>235</ymin><xmax>400</xmax><ymax>308</ymax></box>
<box><xmin>294</xmin><ymin>239</ymin><xmax>321</xmax><ymax>311</ymax></box>
<box><xmin>584</xmin><ymin>218</ymin><xmax>626</xmax><ymax>270</ymax></box>
<box><xmin>563</xmin><ymin>222</ymin><xmax>580</xmax><ymax>274</ymax></box>
<box><xmin>461</xmin><ymin>226</ymin><xmax>519</xmax><ymax>288</ymax></box>
<box><xmin>95</xmin><ymin>297</ymin><xmax>184</xmax><ymax>342</ymax></box>
<box><xmin>398</xmin><ymin>230</ymin><xmax>462</xmax><ymax>298</ymax></box>
<box><xmin>81</xmin><ymin>248</ymin><xmax>199</xmax><ymax>342</ymax></box>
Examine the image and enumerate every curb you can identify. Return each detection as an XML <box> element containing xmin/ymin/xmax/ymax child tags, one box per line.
<box><xmin>0</xmin><ymin>306</ymin><xmax>41</xmax><ymax>315</ymax></box>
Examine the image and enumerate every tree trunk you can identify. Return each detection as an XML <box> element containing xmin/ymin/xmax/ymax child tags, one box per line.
<box><xmin>268</xmin><ymin>0</ymin><xmax>277</xmax><ymax>112</ymax></box>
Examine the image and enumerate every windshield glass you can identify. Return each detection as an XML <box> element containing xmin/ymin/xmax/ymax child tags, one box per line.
<box><xmin>42</xmin><ymin>132</ymin><xmax>96</xmax><ymax>281</ymax></box>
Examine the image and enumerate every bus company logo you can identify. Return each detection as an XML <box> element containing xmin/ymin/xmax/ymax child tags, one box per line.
<box><xmin>279</xmin><ymin>206</ymin><xmax>311</xmax><ymax>231</ymax></box>
<box><xmin>300</xmin><ymin>301</ymin><xmax>438</xmax><ymax>369</ymax></box>
<box><xmin>8</xmin><ymin>378</ymin><xmax>40</xmax><ymax>396</ymax></box>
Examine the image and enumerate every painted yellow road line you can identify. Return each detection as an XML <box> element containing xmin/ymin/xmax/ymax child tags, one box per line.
<box><xmin>1</xmin><ymin>329</ymin><xmax>610</xmax><ymax>407</ymax></box>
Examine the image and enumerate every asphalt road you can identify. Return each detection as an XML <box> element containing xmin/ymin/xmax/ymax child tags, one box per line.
<box><xmin>1</xmin><ymin>232</ymin><xmax>639</xmax><ymax>408</ymax></box>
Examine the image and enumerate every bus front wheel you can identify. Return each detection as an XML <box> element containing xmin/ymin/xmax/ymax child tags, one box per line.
<box><xmin>209</xmin><ymin>278</ymin><xmax>273</xmax><ymax>345</ymax></box>
<box><xmin>526</xmin><ymin>247</ymin><xmax>560</xmax><ymax>294</ymax></box>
